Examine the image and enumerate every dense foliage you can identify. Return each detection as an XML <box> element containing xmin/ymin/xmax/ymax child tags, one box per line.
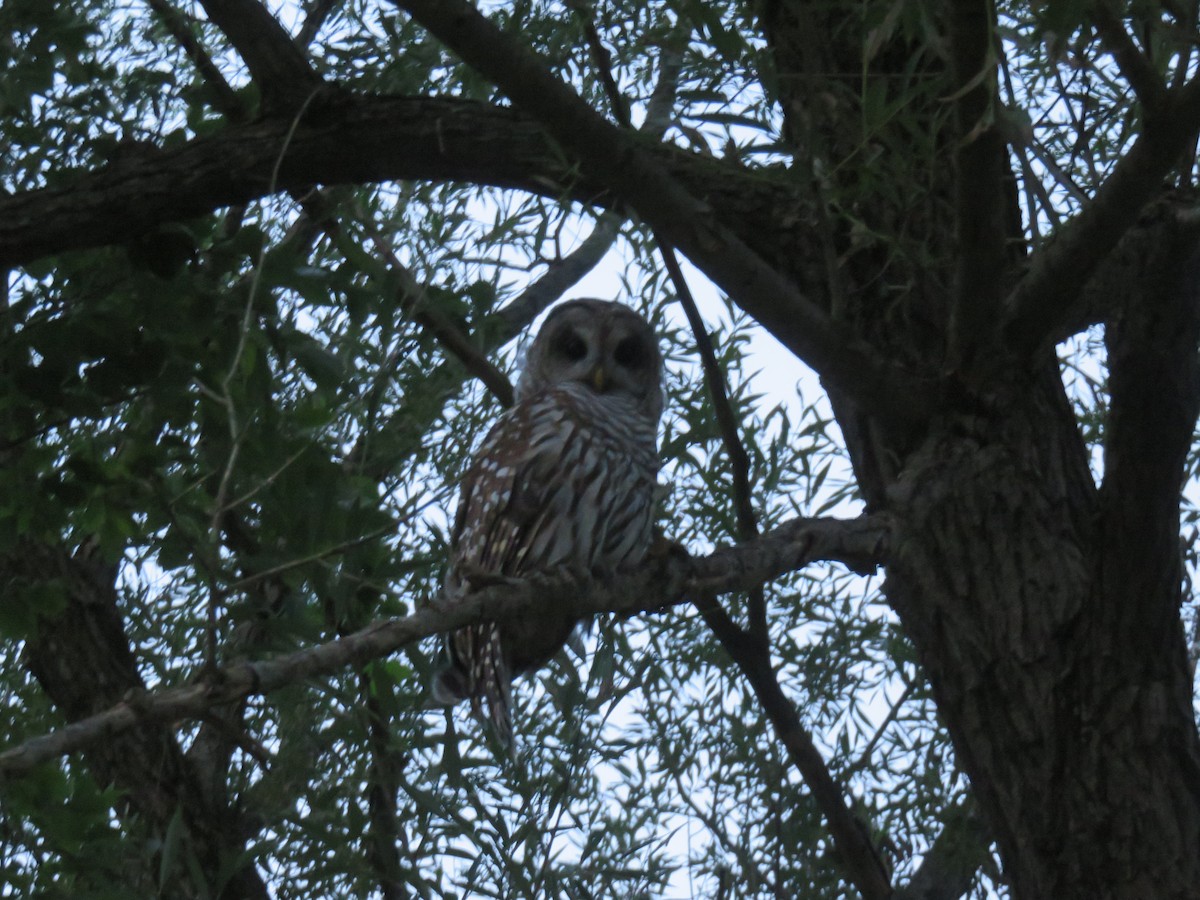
<box><xmin>2</xmin><ymin>0</ymin><xmax>1199</xmax><ymax>898</ymax></box>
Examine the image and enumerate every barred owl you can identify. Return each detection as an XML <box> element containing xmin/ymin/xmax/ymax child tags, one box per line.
<box><xmin>432</xmin><ymin>299</ymin><xmax>663</xmax><ymax>747</ymax></box>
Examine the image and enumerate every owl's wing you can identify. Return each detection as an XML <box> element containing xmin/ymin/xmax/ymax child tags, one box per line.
<box><xmin>448</xmin><ymin>395</ymin><xmax>581</xmax><ymax>582</ymax></box>
<box><xmin>435</xmin><ymin>395</ymin><xmax>576</xmax><ymax>748</ymax></box>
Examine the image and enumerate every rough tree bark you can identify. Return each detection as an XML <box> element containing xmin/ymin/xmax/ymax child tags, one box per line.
<box><xmin>757</xmin><ymin>0</ymin><xmax>1200</xmax><ymax>895</ymax></box>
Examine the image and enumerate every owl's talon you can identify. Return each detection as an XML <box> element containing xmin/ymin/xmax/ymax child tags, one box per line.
<box><xmin>648</xmin><ymin>531</ymin><xmax>689</xmax><ymax>562</ymax></box>
<box><xmin>461</xmin><ymin>567</ymin><xmax>522</xmax><ymax>591</ymax></box>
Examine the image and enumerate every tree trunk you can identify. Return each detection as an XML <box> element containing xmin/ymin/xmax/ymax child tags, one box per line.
<box><xmin>879</xmin><ymin>233</ymin><xmax>1200</xmax><ymax>896</ymax></box>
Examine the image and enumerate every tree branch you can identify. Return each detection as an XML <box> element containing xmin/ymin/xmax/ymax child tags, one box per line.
<box><xmin>489</xmin><ymin>213</ymin><xmax>622</xmax><ymax>342</ymax></box>
<box><xmin>297</xmin><ymin>0</ymin><xmax>341</xmax><ymax>49</ymax></box>
<box><xmin>893</xmin><ymin>797</ymin><xmax>990</xmax><ymax>900</ymax></box>
<box><xmin>693</xmin><ymin>593</ymin><xmax>893</xmax><ymax>900</ymax></box>
<box><xmin>661</xmin><ymin>246</ymin><xmax>767</xmax><ymax>640</ymax></box>
<box><xmin>390</xmin><ymin>0</ymin><xmax>937</xmax><ymax>424</ymax></box>
<box><xmin>337</xmin><ymin>206</ymin><xmax>514</xmax><ymax>405</ymax></box>
<box><xmin>0</xmin><ymin>96</ymin><xmax>783</xmax><ymax>271</ymax></box>
<box><xmin>1093</xmin><ymin>1</ymin><xmax>1166</xmax><ymax>111</ymax></box>
<box><xmin>196</xmin><ymin>0</ymin><xmax>324</xmax><ymax>110</ymax></box>
<box><xmin>946</xmin><ymin>0</ymin><xmax>1012</xmax><ymax>370</ymax></box>
<box><xmin>1099</xmin><ymin>211</ymin><xmax>1200</xmax><ymax>658</ymax></box>
<box><xmin>0</xmin><ymin>513</ymin><xmax>890</xmax><ymax>780</ymax></box>
<box><xmin>7</xmin><ymin>541</ymin><xmax>269</xmax><ymax>897</ymax></box>
<box><xmin>146</xmin><ymin>0</ymin><xmax>247</xmax><ymax>119</ymax></box>
<box><xmin>1001</xmin><ymin>79</ymin><xmax>1200</xmax><ymax>356</ymax></box>
<box><xmin>487</xmin><ymin>26</ymin><xmax>682</xmax><ymax>342</ymax></box>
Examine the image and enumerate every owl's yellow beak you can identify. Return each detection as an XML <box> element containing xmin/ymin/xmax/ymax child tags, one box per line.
<box><xmin>590</xmin><ymin>366</ymin><xmax>608</xmax><ymax>391</ymax></box>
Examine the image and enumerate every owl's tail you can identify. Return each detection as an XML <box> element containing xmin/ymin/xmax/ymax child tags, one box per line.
<box><xmin>431</xmin><ymin>624</ymin><xmax>513</xmax><ymax>750</ymax></box>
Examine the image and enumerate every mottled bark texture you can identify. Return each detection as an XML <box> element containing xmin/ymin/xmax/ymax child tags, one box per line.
<box><xmin>757</xmin><ymin>0</ymin><xmax>1200</xmax><ymax>894</ymax></box>
<box><xmin>884</xmin><ymin>223</ymin><xmax>1200</xmax><ymax>897</ymax></box>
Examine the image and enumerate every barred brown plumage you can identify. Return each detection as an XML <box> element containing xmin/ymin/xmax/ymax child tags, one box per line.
<box><xmin>432</xmin><ymin>299</ymin><xmax>664</xmax><ymax>748</ymax></box>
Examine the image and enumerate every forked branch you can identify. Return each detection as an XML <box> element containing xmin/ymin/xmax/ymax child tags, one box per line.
<box><xmin>196</xmin><ymin>0</ymin><xmax>324</xmax><ymax>109</ymax></box>
<box><xmin>1002</xmin><ymin>78</ymin><xmax>1200</xmax><ymax>354</ymax></box>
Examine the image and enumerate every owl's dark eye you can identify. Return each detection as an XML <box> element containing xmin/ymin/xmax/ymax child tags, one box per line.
<box><xmin>613</xmin><ymin>336</ymin><xmax>645</xmax><ymax>368</ymax></box>
<box><xmin>556</xmin><ymin>330</ymin><xmax>588</xmax><ymax>361</ymax></box>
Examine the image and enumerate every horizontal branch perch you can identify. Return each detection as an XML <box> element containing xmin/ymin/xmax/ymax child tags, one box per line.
<box><xmin>0</xmin><ymin>513</ymin><xmax>889</xmax><ymax>780</ymax></box>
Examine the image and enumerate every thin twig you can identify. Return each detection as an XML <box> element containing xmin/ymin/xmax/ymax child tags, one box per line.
<box><xmin>848</xmin><ymin>681</ymin><xmax>917</xmax><ymax>775</ymax></box>
<box><xmin>659</xmin><ymin>244</ymin><xmax>766</xmax><ymax>640</ymax></box>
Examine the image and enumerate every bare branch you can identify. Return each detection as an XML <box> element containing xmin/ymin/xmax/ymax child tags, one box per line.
<box><xmin>488</xmin><ymin>28</ymin><xmax>684</xmax><ymax>337</ymax></box>
<box><xmin>389</xmin><ymin>0</ymin><xmax>937</xmax><ymax>423</ymax></box>
<box><xmin>693</xmin><ymin>593</ymin><xmax>892</xmax><ymax>900</ymax></box>
<box><xmin>644</xmin><ymin>35</ymin><xmax>686</xmax><ymax>138</ymax></box>
<box><xmin>491</xmin><ymin>213</ymin><xmax>622</xmax><ymax>340</ymax></box>
<box><xmin>359</xmin><ymin>667</ymin><xmax>411</xmax><ymax>899</ymax></box>
<box><xmin>660</xmin><ymin>245</ymin><xmax>767</xmax><ymax>641</ymax></box>
<box><xmin>569</xmin><ymin>0</ymin><xmax>630</xmax><ymax>127</ymax></box>
<box><xmin>297</xmin><ymin>0</ymin><xmax>341</xmax><ymax>49</ymax></box>
<box><xmin>0</xmin><ymin>513</ymin><xmax>890</xmax><ymax>780</ymax></box>
<box><xmin>342</xmin><ymin>208</ymin><xmax>514</xmax><ymax>405</ymax></box>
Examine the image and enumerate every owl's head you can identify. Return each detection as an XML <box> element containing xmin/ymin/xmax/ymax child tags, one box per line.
<box><xmin>517</xmin><ymin>299</ymin><xmax>663</xmax><ymax>422</ymax></box>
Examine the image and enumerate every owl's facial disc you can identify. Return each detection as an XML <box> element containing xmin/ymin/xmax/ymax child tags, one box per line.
<box><xmin>549</xmin><ymin>324</ymin><xmax>605</xmax><ymax>388</ymax></box>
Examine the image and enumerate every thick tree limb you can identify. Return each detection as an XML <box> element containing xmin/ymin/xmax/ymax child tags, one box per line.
<box><xmin>1099</xmin><ymin>215</ymin><xmax>1200</xmax><ymax>658</ymax></box>
<box><xmin>6</xmin><ymin>542</ymin><xmax>269</xmax><ymax>897</ymax></box>
<box><xmin>390</xmin><ymin>0</ymin><xmax>936</xmax><ymax>423</ymax></box>
<box><xmin>196</xmin><ymin>0</ymin><xmax>324</xmax><ymax>109</ymax></box>
<box><xmin>0</xmin><ymin>97</ymin><xmax>790</xmax><ymax>273</ymax></box>
<box><xmin>0</xmin><ymin>513</ymin><xmax>890</xmax><ymax>780</ymax></box>
<box><xmin>946</xmin><ymin>0</ymin><xmax>1011</xmax><ymax>369</ymax></box>
<box><xmin>1093</xmin><ymin>2</ymin><xmax>1166</xmax><ymax>110</ymax></box>
<box><xmin>1001</xmin><ymin>79</ymin><xmax>1200</xmax><ymax>355</ymax></box>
